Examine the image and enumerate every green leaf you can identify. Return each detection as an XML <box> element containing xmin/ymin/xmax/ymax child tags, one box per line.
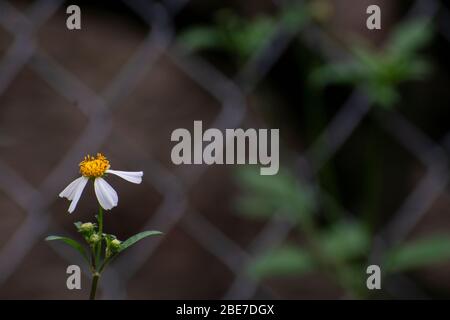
<box><xmin>45</xmin><ymin>235</ymin><xmax>89</xmax><ymax>263</ymax></box>
<box><xmin>406</xmin><ymin>59</ymin><xmax>431</xmax><ymax>79</ymax></box>
<box><xmin>234</xmin><ymin>17</ymin><xmax>275</xmax><ymax>58</ymax></box>
<box><xmin>365</xmin><ymin>82</ymin><xmax>399</xmax><ymax>109</ymax></box>
<box><xmin>384</xmin><ymin>235</ymin><xmax>450</xmax><ymax>273</ymax></box>
<box><xmin>179</xmin><ymin>27</ymin><xmax>222</xmax><ymax>52</ymax></box>
<box><xmin>235</xmin><ymin>194</ymin><xmax>279</xmax><ymax>218</ymax></box>
<box><xmin>236</xmin><ymin>166</ymin><xmax>315</xmax><ymax>222</ymax></box>
<box><xmin>118</xmin><ymin>231</ymin><xmax>163</xmax><ymax>253</ymax></box>
<box><xmin>352</xmin><ymin>46</ymin><xmax>381</xmax><ymax>73</ymax></box>
<box><xmin>311</xmin><ymin>20</ymin><xmax>432</xmax><ymax>110</ymax></box>
<box><xmin>388</xmin><ymin>19</ymin><xmax>432</xmax><ymax>58</ymax></box>
<box><xmin>280</xmin><ymin>2</ymin><xmax>310</xmax><ymax>31</ymax></box>
<box><xmin>249</xmin><ymin>246</ymin><xmax>315</xmax><ymax>279</ymax></box>
<box><xmin>310</xmin><ymin>63</ymin><xmax>364</xmax><ymax>87</ymax></box>
<box><xmin>179</xmin><ymin>9</ymin><xmax>277</xmax><ymax>62</ymax></box>
<box><xmin>320</xmin><ymin>221</ymin><xmax>370</xmax><ymax>262</ymax></box>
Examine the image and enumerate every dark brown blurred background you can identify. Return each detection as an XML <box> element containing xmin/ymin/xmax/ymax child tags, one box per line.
<box><xmin>0</xmin><ymin>0</ymin><xmax>449</xmax><ymax>299</ymax></box>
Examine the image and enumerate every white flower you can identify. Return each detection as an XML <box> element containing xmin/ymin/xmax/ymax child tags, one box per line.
<box><xmin>59</xmin><ymin>153</ymin><xmax>143</xmax><ymax>213</ymax></box>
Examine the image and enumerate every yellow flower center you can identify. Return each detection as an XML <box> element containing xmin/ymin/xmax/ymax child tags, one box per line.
<box><xmin>79</xmin><ymin>153</ymin><xmax>110</xmax><ymax>178</ymax></box>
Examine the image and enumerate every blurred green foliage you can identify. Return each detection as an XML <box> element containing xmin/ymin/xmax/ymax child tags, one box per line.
<box><xmin>181</xmin><ymin>4</ymin><xmax>432</xmax><ymax>108</ymax></box>
<box><xmin>183</xmin><ymin>0</ymin><xmax>448</xmax><ymax>298</ymax></box>
<box><xmin>250</xmin><ymin>246</ymin><xmax>315</xmax><ymax>278</ymax></box>
<box><xmin>179</xmin><ymin>3</ymin><xmax>310</xmax><ymax>63</ymax></box>
<box><xmin>384</xmin><ymin>235</ymin><xmax>450</xmax><ymax>273</ymax></box>
<box><xmin>311</xmin><ymin>20</ymin><xmax>433</xmax><ymax>108</ymax></box>
<box><xmin>180</xmin><ymin>10</ymin><xmax>276</xmax><ymax>62</ymax></box>
<box><xmin>235</xmin><ymin>167</ymin><xmax>315</xmax><ymax>222</ymax></box>
<box><xmin>236</xmin><ymin>166</ymin><xmax>370</xmax><ymax>296</ymax></box>
<box><xmin>236</xmin><ymin>166</ymin><xmax>450</xmax><ymax>297</ymax></box>
<box><xmin>319</xmin><ymin>221</ymin><xmax>370</xmax><ymax>263</ymax></box>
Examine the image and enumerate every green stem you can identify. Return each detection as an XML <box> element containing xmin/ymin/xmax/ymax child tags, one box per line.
<box><xmin>90</xmin><ymin>206</ymin><xmax>104</xmax><ymax>300</ymax></box>
<box><xmin>90</xmin><ymin>246</ymin><xmax>96</xmax><ymax>273</ymax></box>
<box><xmin>96</xmin><ymin>206</ymin><xmax>103</xmax><ymax>268</ymax></box>
<box><xmin>98</xmin><ymin>256</ymin><xmax>113</xmax><ymax>274</ymax></box>
<box><xmin>89</xmin><ymin>273</ymin><xmax>100</xmax><ymax>300</ymax></box>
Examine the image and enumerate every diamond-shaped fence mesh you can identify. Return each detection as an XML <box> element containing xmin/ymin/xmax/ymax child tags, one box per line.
<box><xmin>0</xmin><ymin>0</ymin><xmax>448</xmax><ymax>299</ymax></box>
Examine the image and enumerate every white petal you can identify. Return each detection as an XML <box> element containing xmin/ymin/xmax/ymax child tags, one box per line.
<box><xmin>94</xmin><ymin>177</ymin><xmax>118</xmax><ymax>210</ymax></box>
<box><xmin>59</xmin><ymin>176</ymin><xmax>85</xmax><ymax>201</ymax></box>
<box><xmin>106</xmin><ymin>169</ymin><xmax>143</xmax><ymax>184</ymax></box>
<box><xmin>67</xmin><ymin>176</ymin><xmax>89</xmax><ymax>214</ymax></box>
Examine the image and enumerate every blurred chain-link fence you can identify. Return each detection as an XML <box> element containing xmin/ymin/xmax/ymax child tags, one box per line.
<box><xmin>0</xmin><ymin>0</ymin><xmax>449</xmax><ymax>299</ymax></box>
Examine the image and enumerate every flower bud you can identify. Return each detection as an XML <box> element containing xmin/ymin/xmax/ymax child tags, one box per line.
<box><xmin>89</xmin><ymin>234</ymin><xmax>101</xmax><ymax>244</ymax></box>
<box><xmin>80</xmin><ymin>222</ymin><xmax>94</xmax><ymax>233</ymax></box>
<box><xmin>111</xmin><ymin>239</ymin><xmax>121</xmax><ymax>251</ymax></box>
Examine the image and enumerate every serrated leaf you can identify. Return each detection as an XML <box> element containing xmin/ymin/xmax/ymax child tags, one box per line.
<box><xmin>45</xmin><ymin>235</ymin><xmax>89</xmax><ymax>263</ymax></box>
<box><xmin>384</xmin><ymin>235</ymin><xmax>450</xmax><ymax>273</ymax></box>
<box><xmin>249</xmin><ymin>246</ymin><xmax>315</xmax><ymax>279</ymax></box>
<box><xmin>118</xmin><ymin>231</ymin><xmax>163</xmax><ymax>253</ymax></box>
